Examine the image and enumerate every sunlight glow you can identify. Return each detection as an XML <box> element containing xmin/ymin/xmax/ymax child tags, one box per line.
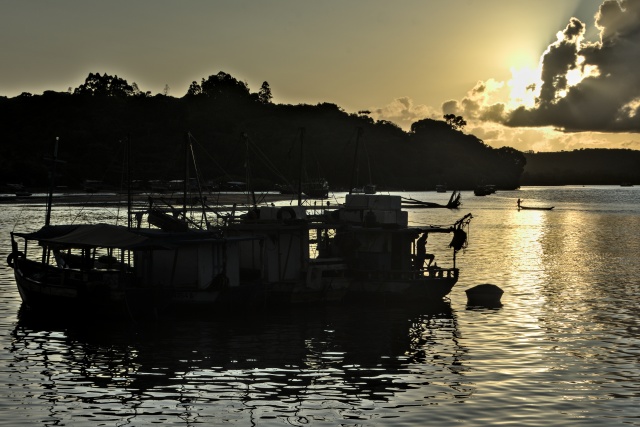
<box><xmin>566</xmin><ymin>56</ymin><xmax>600</xmax><ymax>87</ymax></box>
<box><xmin>618</xmin><ymin>98</ymin><xmax>640</xmax><ymax>119</ymax></box>
<box><xmin>507</xmin><ymin>66</ymin><xmax>541</xmax><ymax>109</ymax></box>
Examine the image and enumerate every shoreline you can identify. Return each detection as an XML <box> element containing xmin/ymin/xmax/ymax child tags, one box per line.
<box><xmin>0</xmin><ymin>192</ymin><xmax>298</xmax><ymax>206</ymax></box>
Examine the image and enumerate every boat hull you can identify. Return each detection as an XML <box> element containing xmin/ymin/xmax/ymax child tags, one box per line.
<box><xmin>13</xmin><ymin>258</ymin><xmax>266</xmax><ymax>317</ymax></box>
<box><xmin>518</xmin><ymin>206</ymin><xmax>554</xmax><ymax>210</ymax></box>
<box><xmin>344</xmin><ymin>268</ymin><xmax>458</xmax><ymax>303</ymax></box>
<box><xmin>14</xmin><ymin>260</ymin><xmax>128</xmax><ymax>315</ymax></box>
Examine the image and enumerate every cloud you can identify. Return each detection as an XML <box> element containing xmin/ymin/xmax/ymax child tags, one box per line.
<box><xmin>370</xmin><ymin>97</ymin><xmax>440</xmax><ymax>130</ymax></box>
<box><xmin>438</xmin><ymin>0</ymin><xmax>640</xmax><ymax>136</ymax></box>
<box><xmin>505</xmin><ymin>0</ymin><xmax>640</xmax><ymax>132</ymax></box>
<box><xmin>371</xmin><ymin>0</ymin><xmax>640</xmax><ymax>152</ymax></box>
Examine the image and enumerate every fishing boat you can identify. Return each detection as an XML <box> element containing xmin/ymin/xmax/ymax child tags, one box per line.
<box><xmin>221</xmin><ymin>205</ymin><xmax>350</xmax><ymax>305</ymax></box>
<box><xmin>316</xmin><ymin>193</ymin><xmax>472</xmax><ymax>303</ymax></box>
<box><xmin>474</xmin><ymin>184</ymin><xmax>496</xmax><ymax>196</ymax></box>
<box><xmin>8</xmin><ymin>224</ymin><xmax>265</xmax><ymax>315</ymax></box>
<box><xmin>8</xmin><ymin>133</ymin><xmax>472</xmax><ymax>315</ymax></box>
<box><xmin>6</xmin><ymin>135</ymin><xmax>269</xmax><ymax>317</ymax></box>
<box><xmin>303</xmin><ymin>178</ymin><xmax>330</xmax><ymax>199</ymax></box>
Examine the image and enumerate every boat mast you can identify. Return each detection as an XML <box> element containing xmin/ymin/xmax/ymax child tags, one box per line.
<box><xmin>243</xmin><ymin>133</ymin><xmax>258</xmax><ymax>210</ymax></box>
<box><xmin>183</xmin><ymin>132</ymin><xmax>189</xmax><ymax>220</ymax></box>
<box><xmin>298</xmin><ymin>127</ymin><xmax>304</xmax><ymax>206</ymax></box>
<box><xmin>126</xmin><ymin>135</ymin><xmax>132</xmax><ymax>229</ymax></box>
<box><xmin>349</xmin><ymin>127</ymin><xmax>363</xmax><ymax>195</ymax></box>
<box><xmin>187</xmin><ymin>132</ymin><xmax>209</xmax><ymax>228</ymax></box>
<box><xmin>44</xmin><ymin>137</ymin><xmax>59</xmax><ymax>227</ymax></box>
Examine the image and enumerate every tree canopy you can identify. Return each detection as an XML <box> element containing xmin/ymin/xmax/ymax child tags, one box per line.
<box><xmin>73</xmin><ymin>73</ymin><xmax>138</xmax><ymax>97</ymax></box>
<box><xmin>8</xmin><ymin>70</ymin><xmax>616</xmax><ymax>192</ymax></box>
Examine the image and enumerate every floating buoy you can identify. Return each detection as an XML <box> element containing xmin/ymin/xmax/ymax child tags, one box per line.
<box><xmin>465</xmin><ymin>284</ymin><xmax>503</xmax><ymax>307</ymax></box>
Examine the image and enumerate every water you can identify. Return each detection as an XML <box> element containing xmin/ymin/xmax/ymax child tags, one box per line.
<box><xmin>1</xmin><ymin>186</ymin><xmax>640</xmax><ymax>426</ymax></box>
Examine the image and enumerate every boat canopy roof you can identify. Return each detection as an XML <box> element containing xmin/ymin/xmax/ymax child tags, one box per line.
<box><xmin>12</xmin><ymin>223</ymin><xmax>254</xmax><ymax>250</ymax></box>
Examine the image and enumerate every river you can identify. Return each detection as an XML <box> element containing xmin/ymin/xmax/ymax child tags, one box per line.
<box><xmin>1</xmin><ymin>186</ymin><xmax>639</xmax><ymax>426</ymax></box>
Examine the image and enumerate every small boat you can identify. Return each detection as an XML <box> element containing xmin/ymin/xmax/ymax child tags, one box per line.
<box><xmin>6</xmin><ymin>183</ymin><xmax>32</xmax><ymax>197</ymax></box>
<box><xmin>435</xmin><ymin>184</ymin><xmax>447</xmax><ymax>193</ymax></box>
<box><xmin>517</xmin><ymin>199</ymin><xmax>553</xmax><ymax>210</ymax></box>
<box><xmin>303</xmin><ymin>178</ymin><xmax>330</xmax><ymax>199</ymax></box>
<box><xmin>518</xmin><ymin>205</ymin><xmax>554</xmax><ymax>211</ymax></box>
<box><xmin>351</xmin><ymin>183</ymin><xmax>376</xmax><ymax>194</ymax></box>
<box><xmin>474</xmin><ymin>185</ymin><xmax>495</xmax><ymax>196</ymax></box>
<box><xmin>402</xmin><ymin>191</ymin><xmax>461</xmax><ymax>209</ymax></box>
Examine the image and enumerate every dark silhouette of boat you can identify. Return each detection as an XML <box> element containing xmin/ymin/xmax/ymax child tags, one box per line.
<box><xmin>7</xmin><ymin>133</ymin><xmax>475</xmax><ymax>316</ymax></box>
<box><xmin>474</xmin><ymin>185</ymin><xmax>496</xmax><ymax>196</ymax></box>
<box><xmin>516</xmin><ymin>198</ymin><xmax>554</xmax><ymax>210</ymax></box>
<box><xmin>402</xmin><ymin>191</ymin><xmax>461</xmax><ymax>209</ymax></box>
<box><xmin>518</xmin><ymin>205</ymin><xmax>554</xmax><ymax>210</ymax></box>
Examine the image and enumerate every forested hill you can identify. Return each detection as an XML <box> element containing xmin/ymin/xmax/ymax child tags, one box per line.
<box><xmin>0</xmin><ymin>72</ymin><xmax>636</xmax><ymax>191</ymax></box>
<box><xmin>522</xmin><ymin>150</ymin><xmax>640</xmax><ymax>185</ymax></box>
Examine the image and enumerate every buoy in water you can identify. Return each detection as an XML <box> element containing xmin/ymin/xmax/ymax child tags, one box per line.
<box><xmin>465</xmin><ymin>284</ymin><xmax>503</xmax><ymax>306</ymax></box>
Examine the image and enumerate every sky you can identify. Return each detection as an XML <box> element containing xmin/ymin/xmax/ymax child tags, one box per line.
<box><xmin>2</xmin><ymin>0</ymin><xmax>640</xmax><ymax>152</ymax></box>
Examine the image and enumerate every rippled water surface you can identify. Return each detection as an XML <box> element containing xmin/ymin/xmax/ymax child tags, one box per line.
<box><xmin>1</xmin><ymin>186</ymin><xmax>639</xmax><ymax>426</ymax></box>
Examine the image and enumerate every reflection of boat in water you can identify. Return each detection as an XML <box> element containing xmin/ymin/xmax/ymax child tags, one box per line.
<box><xmin>9</xmin><ymin>300</ymin><xmax>466</xmax><ymax>425</ymax></box>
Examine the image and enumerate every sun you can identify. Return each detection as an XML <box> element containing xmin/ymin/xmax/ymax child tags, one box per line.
<box><xmin>507</xmin><ymin>66</ymin><xmax>541</xmax><ymax>109</ymax></box>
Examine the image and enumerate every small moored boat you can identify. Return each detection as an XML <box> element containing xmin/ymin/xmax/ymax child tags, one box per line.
<box><xmin>516</xmin><ymin>199</ymin><xmax>554</xmax><ymax>210</ymax></box>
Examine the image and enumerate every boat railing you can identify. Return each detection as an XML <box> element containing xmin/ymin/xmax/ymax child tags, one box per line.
<box><xmin>350</xmin><ymin>266</ymin><xmax>458</xmax><ymax>281</ymax></box>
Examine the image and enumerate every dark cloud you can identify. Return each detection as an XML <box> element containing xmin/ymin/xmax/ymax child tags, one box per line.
<box><xmin>505</xmin><ymin>0</ymin><xmax>640</xmax><ymax>132</ymax></box>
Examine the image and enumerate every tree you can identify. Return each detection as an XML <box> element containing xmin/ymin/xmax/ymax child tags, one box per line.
<box><xmin>73</xmin><ymin>73</ymin><xmax>135</xmax><ymax>97</ymax></box>
<box><xmin>443</xmin><ymin>114</ymin><xmax>467</xmax><ymax>130</ymax></box>
<box><xmin>130</xmin><ymin>82</ymin><xmax>151</xmax><ymax>97</ymax></box>
<box><xmin>257</xmin><ymin>81</ymin><xmax>273</xmax><ymax>104</ymax></box>
<box><xmin>200</xmin><ymin>71</ymin><xmax>250</xmax><ymax>99</ymax></box>
<box><xmin>410</xmin><ymin>118</ymin><xmax>452</xmax><ymax>134</ymax></box>
<box><xmin>186</xmin><ymin>81</ymin><xmax>202</xmax><ymax>96</ymax></box>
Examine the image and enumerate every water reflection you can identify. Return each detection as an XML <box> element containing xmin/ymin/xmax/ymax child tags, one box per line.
<box><xmin>5</xmin><ymin>188</ymin><xmax>640</xmax><ymax>425</ymax></box>
<box><xmin>8</xmin><ymin>302</ymin><xmax>469</xmax><ymax>425</ymax></box>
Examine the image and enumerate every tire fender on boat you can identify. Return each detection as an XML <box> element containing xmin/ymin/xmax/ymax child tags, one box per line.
<box><xmin>6</xmin><ymin>251</ymin><xmax>24</xmax><ymax>268</ymax></box>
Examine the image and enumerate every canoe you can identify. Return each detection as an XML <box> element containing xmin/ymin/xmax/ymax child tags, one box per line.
<box><xmin>518</xmin><ymin>205</ymin><xmax>554</xmax><ymax>211</ymax></box>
